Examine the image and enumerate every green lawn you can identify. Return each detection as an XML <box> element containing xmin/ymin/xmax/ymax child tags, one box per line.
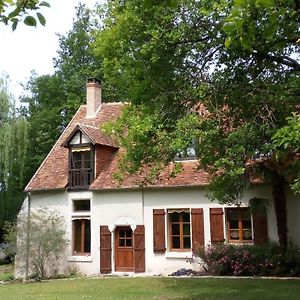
<box><xmin>0</xmin><ymin>277</ymin><xmax>299</xmax><ymax>300</ymax></box>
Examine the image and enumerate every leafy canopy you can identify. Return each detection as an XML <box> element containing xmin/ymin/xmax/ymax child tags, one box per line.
<box><xmin>95</xmin><ymin>0</ymin><xmax>300</xmax><ymax>200</ymax></box>
<box><xmin>0</xmin><ymin>0</ymin><xmax>50</xmax><ymax>30</ymax></box>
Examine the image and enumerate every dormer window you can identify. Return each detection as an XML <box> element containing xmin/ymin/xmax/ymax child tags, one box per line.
<box><xmin>63</xmin><ymin>122</ymin><xmax>118</xmax><ymax>191</ymax></box>
<box><xmin>69</xmin><ymin>147</ymin><xmax>94</xmax><ymax>190</ymax></box>
<box><xmin>174</xmin><ymin>140</ymin><xmax>198</xmax><ymax>161</ymax></box>
<box><xmin>65</xmin><ymin>128</ymin><xmax>95</xmax><ymax>190</ymax></box>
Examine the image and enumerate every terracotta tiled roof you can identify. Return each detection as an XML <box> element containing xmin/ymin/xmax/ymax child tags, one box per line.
<box><xmin>90</xmin><ymin>159</ymin><xmax>209</xmax><ymax>190</ymax></box>
<box><xmin>25</xmin><ymin>103</ymin><xmax>123</xmax><ymax>192</ymax></box>
<box><xmin>25</xmin><ymin>102</ymin><xmax>209</xmax><ymax>192</ymax></box>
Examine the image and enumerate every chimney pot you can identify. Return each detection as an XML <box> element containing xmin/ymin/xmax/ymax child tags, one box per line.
<box><xmin>86</xmin><ymin>78</ymin><xmax>101</xmax><ymax>118</ymax></box>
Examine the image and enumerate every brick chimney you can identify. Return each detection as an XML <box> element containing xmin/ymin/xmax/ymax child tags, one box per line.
<box><xmin>86</xmin><ymin>78</ymin><xmax>102</xmax><ymax>118</ymax></box>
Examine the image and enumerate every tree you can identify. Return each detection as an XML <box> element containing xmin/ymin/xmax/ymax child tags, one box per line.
<box><xmin>0</xmin><ymin>73</ymin><xmax>28</xmax><ymax>242</ymax></box>
<box><xmin>4</xmin><ymin>208</ymin><xmax>68</xmax><ymax>279</ymax></box>
<box><xmin>0</xmin><ymin>0</ymin><xmax>50</xmax><ymax>30</ymax></box>
<box><xmin>95</xmin><ymin>0</ymin><xmax>300</xmax><ymax>251</ymax></box>
<box><xmin>22</xmin><ymin>3</ymin><xmax>104</xmax><ymax>182</ymax></box>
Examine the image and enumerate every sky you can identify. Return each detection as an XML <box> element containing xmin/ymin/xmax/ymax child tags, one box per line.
<box><xmin>0</xmin><ymin>0</ymin><xmax>99</xmax><ymax>99</ymax></box>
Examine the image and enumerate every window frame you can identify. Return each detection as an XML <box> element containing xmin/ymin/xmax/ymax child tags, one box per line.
<box><xmin>72</xmin><ymin>218</ymin><xmax>91</xmax><ymax>255</ymax></box>
<box><xmin>72</xmin><ymin>199</ymin><xmax>91</xmax><ymax>256</ymax></box>
<box><xmin>73</xmin><ymin>199</ymin><xmax>91</xmax><ymax>212</ymax></box>
<box><xmin>68</xmin><ymin>144</ymin><xmax>95</xmax><ymax>189</ymax></box>
<box><xmin>226</xmin><ymin>207</ymin><xmax>253</xmax><ymax>244</ymax></box>
<box><xmin>168</xmin><ymin>210</ymin><xmax>191</xmax><ymax>252</ymax></box>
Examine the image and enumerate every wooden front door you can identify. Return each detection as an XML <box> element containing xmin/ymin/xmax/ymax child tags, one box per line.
<box><xmin>115</xmin><ymin>226</ymin><xmax>134</xmax><ymax>272</ymax></box>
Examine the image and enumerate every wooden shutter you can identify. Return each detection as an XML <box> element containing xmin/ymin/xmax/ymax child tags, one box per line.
<box><xmin>210</xmin><ymin>208</ymin><xmax>225</xmax><ymax>244</ymax></box>
<box><xmin>191</xmin><ymin>208</ymin><xmax>205</xmax><ymax>253</ymax></box>
<box><xmin>100</xmin><ymin>226</ymin><xmax>112</xmax><ymax>274</ymax></box>
<box><xmin>253</xmin><ymin>210</ymin><xmax>268</xmax><ymax>245</ymax></box>
<box><xmin>153</xmin><ymin>209</ymin><xmax>166</xmax><ymax>252</ymax></box>
<box><xmin>134</xmin><ymin>225</ymin><xmax>145</xmax><ymax>273</ymax></box>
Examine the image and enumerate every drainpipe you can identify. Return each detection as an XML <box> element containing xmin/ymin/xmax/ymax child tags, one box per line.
<box><xmin>25</xmin><ymin>192</ymin><xmax>31</xmax><ymax>280</ymax></box>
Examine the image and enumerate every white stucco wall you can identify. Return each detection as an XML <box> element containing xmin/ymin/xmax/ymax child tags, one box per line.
<box><xmin>20</xmin><ymin>184</ymin><xmax>300</xmax><ymax>277</ymax></box>
<box><xmin>143</xmin><ymin>185</ymin><xmax>276</xmax><ymax>275</ymax></box>
<box><xmin>287</xmin><ymin>191</ymin><xmax>300</xmax><ymax>246</ymax></box>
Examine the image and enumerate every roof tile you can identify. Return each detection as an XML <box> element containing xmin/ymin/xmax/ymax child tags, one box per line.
<box><xmin>25</xmin><ymin>103</ymin><xmax>209</xmax><ymax>192</ymax></box>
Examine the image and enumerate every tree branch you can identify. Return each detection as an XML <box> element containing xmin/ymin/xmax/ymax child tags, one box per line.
<box><xmin>253</xmin><ymin>51</ymin><xmax>300</xmax><ymax>71</ymax></box>
<box><xmin>172</xmin><ymin>35</ymin><xmax>210</xmax><ymax>46</ymax></box>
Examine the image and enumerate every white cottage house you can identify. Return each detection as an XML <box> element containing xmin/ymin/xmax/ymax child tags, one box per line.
<box><xmin>22</xmin><ymin>79</ymin><xmax>300</xmax><ymax>276</ymax></box>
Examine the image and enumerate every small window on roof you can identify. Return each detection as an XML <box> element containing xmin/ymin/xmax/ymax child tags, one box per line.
<box><xmin>174</xmin><ymin>140</ymin><xmax>198</xmax><ymax>161</ymax></box>
<box><xmin>73</xmin><ymin>200</ymin><xmax>90</xmax><ymax>212</ymax></box>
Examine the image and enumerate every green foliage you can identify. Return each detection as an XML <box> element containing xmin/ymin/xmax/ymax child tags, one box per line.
<box><xmin>224</xmin><ymin>0</ymin><xmax>299</xmax><ymax>53</ymax></box>
<box><xmin>0</xmin><ymin>271</ymin><xmax>14</xmax><ymax>282</ymax></box>
<box><xmin>0</xmin><ymin>74</ymin><xmax>28</xmax><ymax>242</ymax></box>
<box><xmin>4</xmin><ymin>208</ymin><xmax>68</xmax><ymax>279</ymax></box>
<box><xmin>22</xmin><ymin>3</ymin><xmax>105</xmax><ymax>182</ymax></box>
<box><xmin>96</xmin><ymin>0</ymin><xmax>300</xmax><ymax>251</ymax></box>
<box><xmin>0</xmin><ymin>0</ymin><xmax>50</xmax><ymax>30</ymax></box>
<box><xmin>272</xmin><ymin>113</ymin><xmax>300</xmax><ymax>193</ymax></box>
<box><xmin>198</xmin><ymin>243</ymin><xmax>300</xmax><ymax>276</ymax></box>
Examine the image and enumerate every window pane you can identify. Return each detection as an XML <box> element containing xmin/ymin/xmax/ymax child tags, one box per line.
<box><xmin>72</xmin><ymin>151</ymin><xmax>91</xmax><ymax>169</ymax></box>
<box><xmin>172</xmin><ymin>237</ymin><xmax>180</xmax><ymax>249</ymax></box>
<box><xmin>229</xmin><ymin>229</ymin><xmax>239</xmax><ymax>240</ymax></box>
<box><xmin>82</xmin><ymin>151</ymin><xmax>91</xmax><ymax>168</ymax></box>
<box><xmin>126</xmin><ymin>238</ymin><xmax>132</xmax><ymax>247</ymax></box>
<box><xmin>182</xmin><ymin>212</ymin><xmax>190</xmax><ymax>222</ymax></box>
<box><xmin>229</xmin><ymin>220</ymin><xmax>239</xmax><ymax>229</ymax></box>
<box><xmin>119</xmin><ymin>239</ymin><xmax>125</xmax><ymax>247</ymax></box>
<box><xmin>84</xmin><ymin>220</ymin><xmax>91</xmax><ymax>253</ymax></box>
<box><xmin>126</xmin><ymin>230</ymin><xmax>132</xmax><ymax>238</ymax></box>
<box><xmin>183</xmin><ymin>224</ymin><xmax>190</xmax><ymax>235</ymax></box>
<box><xmin>73</xmin><ymin>220</ymin><xmax>82</xmax><ymax>253</ymax></box>
<box><xmin>170</xmin><ymin>213</ymin><xmax>179</xmax><ymax>222</ymax></box>
<box><xmin>183</xmin><ymin>237</ymin><xmax>191</xmax><ymax>249</ymax></box>
<box><xmin>242</xmin><ymin>220</ymin><xmax>252</xmax><ymax>229</ymax></box>
<box><xmin>73</xmin><ymin>200</ymin><xmax>90</xmax><ymax>212</ymax></box>
<box><xmin>243</xmin><ymin>229</ymin><xmax>252</xmax><ymax>240</ymax></box>
<box><xmin>172</xmin><ymin>224</ymin><xmax>180</xmax><ymax>235</ymax></box>
<box><xmin>119</xmin><ymin>230</ymin><xmax>125</xmax><ymax>238</ymax></box>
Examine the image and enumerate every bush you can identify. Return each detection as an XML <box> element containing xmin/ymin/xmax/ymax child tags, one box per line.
<box><xmin>4</xmin><ymin>208</ymin><xmax>68</xmax><ymax>279</ymax></box>
<box><xmin>197</xmin><ymin>243</ymin><xmax>300</xmax><ymax>276</ymax></box>
<box><xmin>0</xmin><ymin>272</ymin><xmax>14</xmax><ymax>282</ymax></box>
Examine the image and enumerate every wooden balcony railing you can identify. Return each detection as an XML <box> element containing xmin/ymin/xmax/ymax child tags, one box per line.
<box><xmin>68</xmin><ymin>168</ymin><xmax>93</xmax><ymax>190</ymax></box>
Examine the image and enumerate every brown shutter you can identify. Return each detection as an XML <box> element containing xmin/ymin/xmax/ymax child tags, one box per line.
<box><xmin>191</xmin><ymin>208</ymin><xmax>205</xmax><ymax>253</ymax></box>
<box><xmin>210</xmin><ymin>208</ymin><xmax>225</xmax><ymax>244</ymax></box>
<box><xmin>253</xmin><ymin>210</ymin><xmax>268</xmax><ymax>245</ymax></box>
<box><xmin>153</xmin><ymin>209</ymin><xmax>166</xmax><ymax>252</ymax></box>
<box><xmin>100</xmin><ymin>226</ymin><xmax>112</xmax><ymax>274</ymax></box>
<box><xmin>134</xmin><ymin>225</ymin><xmax>145</xmax><ymax>273</ymax></box>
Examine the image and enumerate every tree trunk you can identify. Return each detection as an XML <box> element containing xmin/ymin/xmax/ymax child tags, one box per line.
<box><xmin>272</xmin><ymin>173</ymin><xmax>288</xmax><ymax>253</ymax></box>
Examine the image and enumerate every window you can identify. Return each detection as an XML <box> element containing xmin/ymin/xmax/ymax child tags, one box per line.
<box><xmin>226</xmin><ymin>208</ymin><xmax>252</xmax><ymax>243</ymax></box>
<box><xmin>72</xmin><ymin>199</ymin><xmax>91</xmax><ymax>255</ymax></box>
<box><xmin>69</xmin><ymin>147</ymin><xmax>93</xmax><ymax>189</ymax></box>
<box><xmin>73</xmin><ymin>200</ymin><xmax>90</xmax><ymax>212</ymax></box>
<box><xmin>72</xmin><ymin>149</ymin><xmax>91</xmax><ymax>170</ymax></box>
<box><xmin>168</xmin><ymin>210</ymin><xmax>191</xmax><ymax>251</ymax></box>
<box><xmin>72</xmin><ymin>218</ymin><xmax>91</xmax><ymax>255</ymax></box>
<box><xmin>174</xmin><ymin>140</ymin><xmax>198</xmax><ymax>161</ymax></box>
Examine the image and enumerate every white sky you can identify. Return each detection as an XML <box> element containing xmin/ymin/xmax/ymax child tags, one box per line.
<box><xmin>0</xmin><ymin>0</ymin><xmax>99</xmax><ymax>99</ymax></box>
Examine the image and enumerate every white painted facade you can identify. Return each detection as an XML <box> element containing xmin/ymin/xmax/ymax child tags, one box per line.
<box><xmin>20</xmin><ymin>184</ymin><xmax>300</xmax><ymax>276</ymax></box>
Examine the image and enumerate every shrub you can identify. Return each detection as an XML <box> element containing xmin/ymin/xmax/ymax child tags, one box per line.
<box><xmin>4</xmin><ymin>208</ymin><xmax>68</xmax><ymax>279</ymax></box>
<box><xmin>0</xmin><ymin>272</ymin><xmax>14</xmax><ymax>282</ymax></box>
<box><xmin>197</xmin><ymin>243</ymin><xmax>300</xmax><ymax>276</ymax></box>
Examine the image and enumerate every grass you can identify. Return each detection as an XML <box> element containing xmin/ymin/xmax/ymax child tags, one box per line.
<box><xmin>0</xmin><ymin>263</ymin><xmax>14</xmax><ymax>282</ymax></box>
<box><xmin>0</xmin><ymin>276</ymin><xmax>299</xmax><ymax>299</ymax></box>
